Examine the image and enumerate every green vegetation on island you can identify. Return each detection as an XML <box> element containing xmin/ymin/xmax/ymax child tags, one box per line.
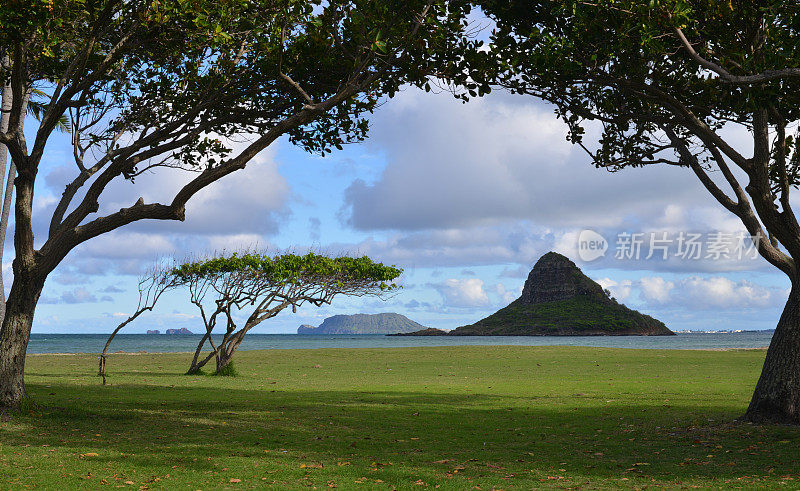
<box><xmin>453</xmin><ymin>295</ymin><xmax>671</xmax><ymax>335</ymax></box>
<box><xmin>402</xmin><ymin>252</ymin><xmax>672</xmax><ymax>336</ymax></box>
<box><xmin>3</xmin><ymin>346</ymin><xmax>798</xmax><ymax>489</ymax></box>
<box><xmin>298</xmin><ymin>313</ymin><xmax>426</xmax><ymax>335</ymax></box>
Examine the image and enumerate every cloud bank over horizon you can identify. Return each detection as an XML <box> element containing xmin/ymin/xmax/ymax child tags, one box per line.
<box><xmin>15</xmin><ymin>88</ymin><xmax>789</xmax><ymax>333</ymax></box>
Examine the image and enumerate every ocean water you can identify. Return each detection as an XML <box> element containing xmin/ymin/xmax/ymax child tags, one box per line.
<box><xmin>26</xmin><ymin>331</ymin><xmax>775</xmax><ymax>354</ymax></box>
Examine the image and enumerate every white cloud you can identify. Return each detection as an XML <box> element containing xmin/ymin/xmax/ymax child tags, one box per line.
<box><xmin>640</xmin><ymin>277</ymin><xmax>675</xmax><ymax>304</ymax></box>
<box><xmin>343</xmin><ymin>89</ymin><xmax>712</xmax><ymax>232</ymax></box>
<box><xmin>328</xmin><ymin>223</ymin><xmax>557</xmax><ymax>269</ymax></box>
<box><xmin>80</xmin><ymin>232</ymin><xmax>176</xmax><ymax>259</ymax></box>
<box><xmin>28</xmin><ymin>142</ymin><xmax>290</xmax><ymax>280</ymax></box>
<box><xmin>333</xmin><ymin>88</ymin><xmax>782</xmax><ymax>278</ymax></box>
<box><xmin>595</xmin><ymin>277</ymin><xmax>632</xmax><ymax>301</ymax></box>
<box><xmin>433</xmin><ymin>278</ymin><xmax>490</xmax><ymax>308</ymax></box>
<box><xmin>40</xmin><ymin>287</ymin><xmax>108</xmax><ymax>304</ymax></box>
<box><xmin>204</xmin><ymin>234</ymin><xmax>269</xmax><ymax>253</ymax></box>
<box><xmin>38</xmin><ymin>144</ymin><xmax>289</xmax><ymax>240</ymax></box>
<box><xmin>636</xmin><ymin>275</ymin><xmax>786</xmax><ymax>311</ymax></box>
<box><xmin>675</xmin><ymin>277</ymin><xmax>785</xmax><ymax>310</ymax></box>
<box><xmin>495</xmin><ymin>283</ymin><xmax>519</xmax><ymax>304</ymax></box>
<box><xmin>102</xmin><ymin>147</ymin><xmax>290</xmax><ymax>236</ymax></box>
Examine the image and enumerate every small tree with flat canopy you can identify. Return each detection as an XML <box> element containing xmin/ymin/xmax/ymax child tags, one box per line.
<box><xmin>460</xmin><ymin>0</ymin><xmax>800</xmax><ymax>423</ymax></box>
<box><xmin>170</xmin><ymin>252</ymin><xmax>401</xmax><ymax>375</ymax></box>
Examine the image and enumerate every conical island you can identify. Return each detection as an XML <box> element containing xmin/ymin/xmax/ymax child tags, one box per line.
<box><xmin>394</xmin><ymin>252</ymin><xmax>673</xmax><ymax>336</ymax></box>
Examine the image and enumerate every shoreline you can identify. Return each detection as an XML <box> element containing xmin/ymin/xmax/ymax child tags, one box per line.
<box><xmin>28</xmin><ymin>345</ymin><xmax>770</xmax><ymax>356</ymax></box>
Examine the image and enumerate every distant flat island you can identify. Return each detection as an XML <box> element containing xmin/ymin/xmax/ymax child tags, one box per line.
<box><xmin>298</xmin><ymin>313</ymin><xmax>426</xmax><ymax>335</ymax></box>
<box><xmin>393</xmin><ymin>252</ymin><xmax>673</xmax><ymax>337</ymax></box>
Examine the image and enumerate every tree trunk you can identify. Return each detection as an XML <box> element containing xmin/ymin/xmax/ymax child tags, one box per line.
<box><xmin>0</xmin><ymin>156</ymin><xmax>17</xmax><ymax>323</ymax></box>
<box><xmin>215</xmin><ymin>352</ymin><xmax>233</xmax><ymax>374</ymax></box>
<box><xmin>186</xmin><ymin>330</ymin><xmax>225</xmax><ymax>375</ymax></box>
<box><xmin>213</xmin><ymin>329</ymin><xmax>248</xmax><ymax>375</ymax></box>
<box><xmin>0</xmin><ymin>274</ymin><xmax>44</xmax><ymax>408</ymax></box>
<box><xmin>0</xmin><ymin>59</ymin><xmax>12</xmax><ymax>324</ymax></box>
<box><xmin>745</xmin><ymin>285</ymin><xmax>800</xmax><ymax>423</ymax></box>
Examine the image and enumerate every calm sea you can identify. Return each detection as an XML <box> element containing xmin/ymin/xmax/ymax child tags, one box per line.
<box><xmin>27</xmin><ymin>331</ymin><xmax>775</xmax><ymax>354</ymax></box>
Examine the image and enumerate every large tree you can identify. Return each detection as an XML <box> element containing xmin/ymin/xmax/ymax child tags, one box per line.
<box><xmin>463</xmin><ymin>0</ymin><xmax>800</xmax><ymax>423</ymax></box>
<box><xmin>0</xmin><ymin>0</ymin><xmax>469</xmax><ymax>408</ymax></box>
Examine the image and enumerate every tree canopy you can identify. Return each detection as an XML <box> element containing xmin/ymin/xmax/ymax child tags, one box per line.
<box><xmin>461</xmin><ymin>0</ymin><xmax>800</xmax><ymax>423</ymax></box>
<box><xmin>171</xmin><ymin>252</ymin><xmax>402</xmax><ymax>286</ymax></box>
<box><xmin>0</xmin><ymin>0</ymin><xmax>470</xmax><ymax>407</ymax></box>
<box><xmin>180</xmin><ymin>252</ymin><xmax>401</xmax><ymax>374</ymax></box>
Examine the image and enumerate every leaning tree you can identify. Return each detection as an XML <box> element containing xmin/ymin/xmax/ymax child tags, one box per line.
<box><xmin>98</xmin><ymin>252</ymin><xmax>401</xmax><ymax>377</ymax></box>
<box><xmin>98</xmin><ymin>261</ymin><xmax>179</xmax><ymax>384</ymax></box>
<box><xmin>170</xmin><ymin>252</ymin><xmax>401</xmax><ymax>374</ymax></box>
<box><xmin>462</xmin><ymin>0</ymin><xmax>800</xmax><ymax>423</ymax></box>
<box><xmin>0</xmin><ymin>0</ymin><xmax>470</xmax><ymax>408</ymax></box>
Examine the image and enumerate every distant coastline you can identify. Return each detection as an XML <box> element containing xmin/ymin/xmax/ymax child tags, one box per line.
<box><xmin>25</xmin><ymin>331</ymin><xmax>776</xmax><ymax>354</ymax></box>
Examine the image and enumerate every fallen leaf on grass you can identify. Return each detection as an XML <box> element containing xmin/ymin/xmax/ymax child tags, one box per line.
<box><xmin>300</xmin><ymin>463</ymin><xmax>323</xmax><ymax>469</ymax></box>
<box><xmin>229</xmin><ymin>478</ymin><xmax>241</xmax><ymax>483</ymax></box>
<box><xmin>82</xmin><ymin>453</ymin><xmax>99</xmax><ymax>457</ymax></box>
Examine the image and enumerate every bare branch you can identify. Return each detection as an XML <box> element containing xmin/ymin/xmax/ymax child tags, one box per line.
<box><xmin>673</xmin><ymin>26</ymin><xmax>800</xmax><ymax>84</ymax></box>
<box><xmin>98</xmin><ymin>264</ymin><xmax>178</xmax><ymax>383</ymax></box>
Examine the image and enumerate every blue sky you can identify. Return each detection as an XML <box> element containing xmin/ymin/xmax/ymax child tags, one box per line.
<box><xmin>16</xmin><ymin>87</ymin><xmax>790</xmax><ymax>333</ymax></box>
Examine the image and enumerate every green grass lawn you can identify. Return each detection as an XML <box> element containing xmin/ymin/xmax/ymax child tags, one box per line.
<box><xmin>2</xmin><ymin>346</ymin><xmax>799</xmax><ymax>489</ymax></box>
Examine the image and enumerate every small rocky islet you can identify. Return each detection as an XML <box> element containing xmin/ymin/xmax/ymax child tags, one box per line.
<box><xmin>392</xmin><ymin>251</ymin><xmax>673</xmax><ymax>337</ymax></box>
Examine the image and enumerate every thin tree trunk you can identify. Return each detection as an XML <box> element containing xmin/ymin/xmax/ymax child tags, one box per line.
<box><xmin>745</xmin><ymin>285</ymin><xmax>800</xmax><ymax>423</ymax></box>
<box><xmin>186</xmin><ymin>309</ymin><xmax>224</xmax><ymax>374</ymax></box>
<box><xmin>98</xmin><ymin>309</ymin><xmax>147</xmax><ymax>384</ymax></box>
<box><xmin>0</xmin><ymin>273</ymin><xmax>44</xmax><ymax>408</ymax></box>
<box><xmin>0</xmin><ymin>156</ymin><xmax>16</xmax><ymax>324</ymax></box>
<box><xmin>187</xmin><ymin>331</ymin><xmax>216</xmax><ymax>374</ymax></box>
<box><xmin>0</xmin><ymin>75</ymin><xmax>28</xmax><ymax>326</ymax></box>
<box><xmin>0</xmin><ymin>57</ymin><xmax>12</xmax><ymax>324</ymax></box>
<box><xmin>187</xmin><ymin>346</ymin><xmax>219</xmax><ymax>374</ymax></box>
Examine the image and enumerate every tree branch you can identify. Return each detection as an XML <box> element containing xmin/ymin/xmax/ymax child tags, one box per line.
<box><xmin>673</xmin><ymin>26</ymin><xmax>800</xmax><ymax>84</ymax></box>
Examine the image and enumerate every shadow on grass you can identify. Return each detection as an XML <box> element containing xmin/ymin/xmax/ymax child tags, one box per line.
<box><xmin>4</xmin><ymin>380</ymin><xmax>799</xmax><ymax>486</ymax></box>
